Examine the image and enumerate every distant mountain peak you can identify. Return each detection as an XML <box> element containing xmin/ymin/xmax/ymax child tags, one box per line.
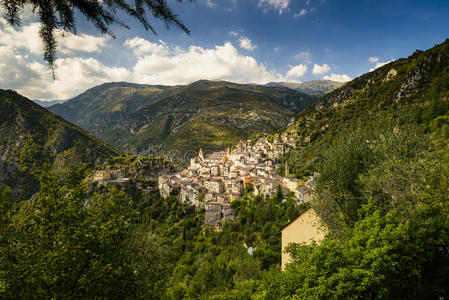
<box><xmin>264</xmin><ymin>80</ymin><xmax>344</xmax><ymax>96</ymax></box>
<box><xmin>33</xmin><ymin>99</ymin><xmax>67</xmax><ymax>107</ymax></box>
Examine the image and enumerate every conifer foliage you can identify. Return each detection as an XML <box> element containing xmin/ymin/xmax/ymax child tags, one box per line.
<box><xmin>0</xmin><ymin>0</ymin><xmax>191</xmax><ymax>74</ymax></box>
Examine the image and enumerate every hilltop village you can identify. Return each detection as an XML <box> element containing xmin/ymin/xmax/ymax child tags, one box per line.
<box><xmin>158</xmin><ymin>135</ymin><xmax>316</xmax><ymax>228</ymax></box>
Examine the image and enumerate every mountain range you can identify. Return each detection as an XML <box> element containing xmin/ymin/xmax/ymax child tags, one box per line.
<box><xmin>264</xmin><ymin>80</ymin><xmax>344</xmax><ymax>95</ymax></box>
<box><xmin>3</xmin><ymin>38</ymin><xmax>449</xmax><ymax>197</ymax></box>
<box><xmin>49</xmin><ymin>80</ymin><xmax>319</xmax><ymax>158</ymax></box>
<box><xmin>33</xmin><ymin>99</ymin><xmax>67</xmax><ymax>107</ymax></box>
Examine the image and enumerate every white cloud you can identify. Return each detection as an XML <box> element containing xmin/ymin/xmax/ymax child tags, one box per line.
<box><xmin>0</xmin><ymin>20</ymin><xmax>43</xmax><ymax>54</ymax></box>
<box><xmin>293</xmin><ymin>8</ymin><xmax>308</xmax><ymax>17</ymax></box>
<box><xmin>5</xmin><ymin>18</ymin><xmax>337</xmax><ymax>101</ymax></box>
<box><xmin>369</xmin><ymin>60</ymin><xmax>393</xmax><ymax>72</ymax></box>
<box><xmin>239</xmin><ymin>37</ymin><xmax>257</xmax><ymax>51</ymax></box>
<box><xmin>369</xmin><ymin>56</ymin><xmax>379</xmax><ymax>63</ymax></box>
<box><xmin>312</xmin><ymin>63</ymin><xmax>330</xmax><ymax>75</ymax></box>
<box><xmin>258</xmin><ymin>0</ymin><xmax>290</xmax><ymax>14</ymax></box>
<box><xmin>125</xmin><ymin>37</ymin><xmax>169</xmax><ymax>56</ymax></box>
<box><xmin>0</xmin><ymin>33</ymin><xmax>290</xmax><ymax>100</ymax></box>
<box><xmin>0</xmin><ymin>18</ymin><xmax>118</xmax><ymax>100</ymax></box>
<box><xmin>205</xmin><ymin>0</ymin><xmax>217</xmax><ymax>7</ymax></box>
<box><xmin>294</xmin><ymin>51</ymin><xmax>313</xmax><ymax>64</ymax></box>
<box><xmin>0</xmin><ymin>48</ymin><xmax>132</xmax><ymax>100</ymax></box>
<box><xmin>229</xmin><ymin>31</ymin><xmax>240</xmax><ymax>37</ymax></box>
<box><xmin>0</xmin><ymin>18</ymin><xmax>107</xmax><ymax>56</ymax></box>
<box><xmin>323</xmin><ymin>73</ymin><xmax>351</xmax><ymax>82</ymax></box>
<box><xmin>57</xmin><ymin>33</ymin><xmax>108</xmax><ymax>54</ymax></box>
<box><xmin>46</xmin><ymin>57</ymin><xmax>132</xmax><ymax>99</ymax></box>
<box><xmin>286</xmin><ymin>64</ymin><xmax>308</xmax><ymax>79</ymax></box>
<box><xmin>0</xmin><ymin>46</ymin><xmax>45</xmax><ymax>92</ymax></box>
<box><xmin>129</xmin><ymin>40</ymin><xmax>283</xmax><ymax>86</ymax></box>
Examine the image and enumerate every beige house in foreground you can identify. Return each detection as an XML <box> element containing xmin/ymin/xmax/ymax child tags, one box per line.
<box><xmin>281</xmin><ymin>208</ymin><xmax>327</xmax><ymax>270</ymax></box>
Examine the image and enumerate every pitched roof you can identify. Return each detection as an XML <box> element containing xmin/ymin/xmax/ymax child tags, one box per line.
<box><xmin>280</xmin><ymin>207</ymin><xmax>315</xmax><ymax>232</ymax></box>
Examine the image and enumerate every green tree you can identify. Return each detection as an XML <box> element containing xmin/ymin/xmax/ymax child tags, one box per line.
<box><xmin>269</xmin><ymin>202</ymin><xmax>449</xmax><ymax>299</ymax></box>
<box><xmin>315</xmin><ymin>123</ymin><xmax>428</xmax><ymax>232</ymax></box>
<box><xmin>0</xmin><ymin>186</ymin><xmax>15</xmax><ymax>295</ymax></box>
<box><xmin>314</xmin><ymin>124</ymin><xmax>376</xmax><ymax>230</ymax></box>
<box><xmin>0</xmin><ymin>172</ymin><xmax>178</xmax><ymax>299</ymax></box>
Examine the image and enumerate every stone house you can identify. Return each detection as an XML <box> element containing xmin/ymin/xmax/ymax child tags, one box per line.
<box><xmin>180</xmin><ymin>184</ymin><xmax>206</xmax><ymax>207</ymax></box>
<box><xmin>204</xmin><ymin>179</ymin><xmax>224</xmax><ymax>194</ymax></box>
<box><xmin>252</xmin><ymin>178</ymin><xmax>263</xmax><ymax>196</ymax></box>
<box><xmin>160</xmin><ymin>182</ymin><xmax>171</xmax><ymax>198</ymax></box>
<box><xmin>220</xmin><ymin>164</ymin><xmax>230</xmax><ymax>177</ymax></box>
<box><xmin>282</xmin><ymin>177</ymin><xmax>300</xmax><ymax>193</ymax></box>
<box><xmin>216</xmin><ymin>194</ymin><xmax>227</xmax><ymax>204</ymax></box>
<box><xmin>93</xmin><ymin>170</ymin><xmax>111</xmax><ymax>182</ymax></box>
<box><xmin>231</xmin><ymin>179</ymin><xmax>244</xmax><ymax>194</ymax></box>
<box><xmin>222</xmin><ymin>204</ymin><xmax>236</xmax><ymax>221</ymax></box>
<box><xmin>159</xmin><ymin>175</ymin><xmax>182</xmax><ymax>198</ymax></box>
<box><xmin>257</xmin><ymin>169</ymin><xmax>267</xmax><ymax>177</ymax></box>
<box><xmin>205</xmin><ymin>202</ymin><xmax>222</xmax><ymax>226</ymax></box>
<box><xmin>206</xmin><ymin>151</ymin><xmax>227</xmax><ymax>164</ymax></box>
<box><xmin>211</xmin><ymin>166</ymin><xmax>220</xmax><ymax>176</ymax></box>
<box><xmin>294</xmin><ymin>186</ymin><xmax>313</xmax><ymax>203</ymax></box>
<box><xmin>205</xmin><ymin>192</ymin><xmax>218</xmax><ymax>202</ymax></box>
<box><xmin>248</xmin><ymin>168</ymin><xmax>257</xmax><ymax>177</ymax></box>
<box><xmin>262</xmin><ymin>179</ymin><xmax>279</xmax><ymax>197</ymax></box>
<box><xmin>305</xmin><ymin>178</ymin><xmax>317</xmax><ymax>191</ymax></box>
<box><xmin>229</xmin><ymin>170</ymin><xmax>239</xmax><ymax>178</ymax></box>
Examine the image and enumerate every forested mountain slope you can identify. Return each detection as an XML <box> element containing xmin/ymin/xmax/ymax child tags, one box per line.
<box><xmin>49</xmin><ymin>81</ymin><xmax>180</xmax><ymax>129</ymax></box>
<box><xmin>282</xmin><ymin>38</ymin><xmax>449</xmax><ymax>177</ymax></box>
<box><xmin>0</xmin><ymin>90</ymin><xmax>119</xmax><ymax>197</ymax></box>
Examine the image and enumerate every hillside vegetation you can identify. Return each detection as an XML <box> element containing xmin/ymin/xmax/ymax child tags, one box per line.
<box><xmin>0</xmin><ymin>90</ymin><xmax>119</xmax><ymax>197</ymax></box>
<box><xmin>283</xmin><ymin>39</ymin><xmax>449</xmax><ymax>178</ymax></box>
<box><xmin>50</xmin><ymin>82</ymin><xmax>180</xmax><ymax>127</ymax></box>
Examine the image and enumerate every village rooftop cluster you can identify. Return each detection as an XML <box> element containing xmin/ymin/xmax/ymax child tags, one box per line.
<box><xmin>159</xmin><ymin>135</ymin><xmax>316</xmax><ymax>228</ymax></box>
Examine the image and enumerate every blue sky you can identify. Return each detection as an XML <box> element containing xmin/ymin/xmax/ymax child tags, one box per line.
<box><xmin>1</xmin><ymin>0</ymin><xmax>449</xmax><ymax>100</ymax></box>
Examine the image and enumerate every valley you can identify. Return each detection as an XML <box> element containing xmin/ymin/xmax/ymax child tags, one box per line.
<box><xmin>1</xmin><ymin>3</ymin><xmax>449</xmax><ymax>295</ymax></box>
<box><xmin>48</xmin><ymin>80</ymin><xmax>321</xmax><ymax>158</ymax></box>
